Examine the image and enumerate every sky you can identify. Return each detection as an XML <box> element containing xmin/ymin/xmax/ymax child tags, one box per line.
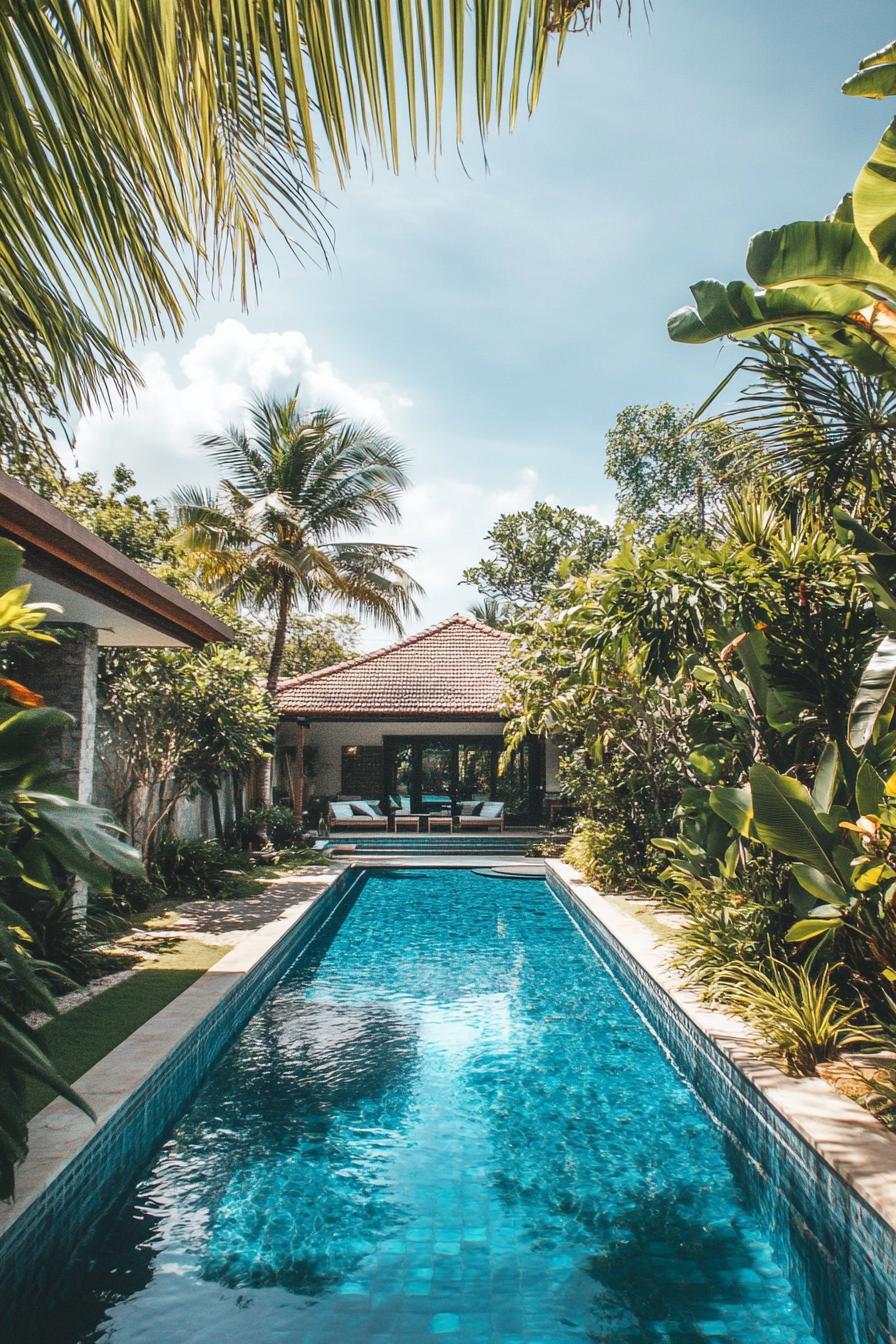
<box><xmin>70</xmin><ymin>1</ymin><xmax>895</xmax><ymax>646</ymax></box>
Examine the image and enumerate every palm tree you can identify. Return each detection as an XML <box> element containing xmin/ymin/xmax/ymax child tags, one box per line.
<box><xmin>723</xmin><ymin>340</ymin><xmax>896</xmax><ymax>530</ymax></box>
<box><xmin>468</xmin><ymin>596</ymin><xmax>511</xmax><ymax>629</ymax></box>
<box><xmin>4</xmin><ymin>2</ymin><xmax>629</xmax><ymax>459</ymax></box>
<box><xmin>174</xmin><ymin>389</ymin><xmax>423</xmax><ymax>800</ymax></box>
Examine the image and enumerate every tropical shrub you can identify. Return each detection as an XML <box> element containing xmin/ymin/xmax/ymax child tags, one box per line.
<box><xmin>713</xmin><ymin>960</ymin><xmax>881</xmax><ymax>1076</ymax></box>
<box><xmin>238</xmin><ymin>806</ymin><xmax>303</xmax><ymax>850</ymax></box>
<box><xmin>150</xmin><ymin>837</ymin><xmax>252</xmax><ymax>903</ymax></box>
<box><xmin>563</xmin><ymin>818</ymin><xmax>634</xmax><ymax>890</ymax></box>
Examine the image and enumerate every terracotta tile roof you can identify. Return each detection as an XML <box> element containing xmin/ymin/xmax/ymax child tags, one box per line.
<box><xmin>275</xmin><ymin>613</ymin><xmax>511</xmax><ymax>719</ymax></box>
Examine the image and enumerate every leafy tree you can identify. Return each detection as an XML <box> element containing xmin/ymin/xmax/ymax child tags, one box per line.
<box><xmin>463</xmin><ymin>502</ymin><xmax>615</xmax><ymax>612</ymax></box>
<box><xmin>57</xmin><ymin>466</ymin><xmax>175</xmax><ymax>570</ymax></box>
<box><xmin>99</xmin><ymin>644</ymin><xmax>275</xmax><ymax>855</ymax></box>
<box><xmin>604</xmin><ymin>403</ymin><xmax>737</xmax><ymax>535</ymax></box>
<box><xmin>4</xmin><ymin>2</ymin><xmax>614</xmax><ymax>455</ymax></box>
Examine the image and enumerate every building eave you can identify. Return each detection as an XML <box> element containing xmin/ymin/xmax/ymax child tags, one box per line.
<box><xmin>0</xmin><ymin>470</ymin><xmax>233</xmax><ymax>648</ymax></box>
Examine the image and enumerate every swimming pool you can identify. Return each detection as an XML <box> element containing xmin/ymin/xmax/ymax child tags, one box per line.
<box><xmin>46</xmin><ymin>868</ymin><xmax>831</xmax><ymax>1342</ymax></box>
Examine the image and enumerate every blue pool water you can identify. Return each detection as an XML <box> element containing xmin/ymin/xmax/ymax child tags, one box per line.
<box><xmin>52</xmin><ymin>869</ymin><xmax>823</xmax><ymax>1343</ymax></box>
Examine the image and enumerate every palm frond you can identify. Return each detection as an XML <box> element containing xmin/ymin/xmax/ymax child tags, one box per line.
<box><xmin>6</xmin><ymin>1</ymin><xmax>629</xmax><ymax>450</ymax></box>
<box><xmin>722</xmin><ymin>340</ymin><xmax>896</xmax><ymax>520</ymax></box>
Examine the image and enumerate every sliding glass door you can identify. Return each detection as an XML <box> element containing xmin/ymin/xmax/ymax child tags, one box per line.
<box><xmin>384</xmin><ymin>736</ymin><xmax>542</xmax><ymax>821</ymax></box>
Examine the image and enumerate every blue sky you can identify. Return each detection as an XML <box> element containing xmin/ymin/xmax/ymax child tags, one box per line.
<box><xmin>75</xmin><ymin>1</ymin><xmax>895</xmax><ymax>642</ymax></box>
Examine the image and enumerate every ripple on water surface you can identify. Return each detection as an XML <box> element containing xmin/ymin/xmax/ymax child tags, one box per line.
<box><xmin>51</xmin><ymin>869</ymin><xmax>823</xmax><ymax>1344</ymax></box>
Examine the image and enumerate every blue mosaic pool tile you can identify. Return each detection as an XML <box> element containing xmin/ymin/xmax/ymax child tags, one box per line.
<box><xmin>546</xmin><ymin>869</ymin><xmax>896</xmax><ymax>1344</ymax></box>
<box><xmin>0</xmin><ymin>867</ymin><xmax>364</xmax><ymax>1337</ymax></box>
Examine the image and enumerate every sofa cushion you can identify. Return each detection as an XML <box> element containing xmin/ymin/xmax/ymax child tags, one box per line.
<box><xmin>351</xmin><ymin>801</ymin><xmax>376</xmax><ymax>818</ymax></box>
<box><xmin>329</xmin><ymin>801</ymin><xmax>354</xmax><ymax>820</ymax></box>
<box><xmin>479</xmin><ymin>801</ymin><xmax>504</xmax><ymax>818</ymax></box>
<box><xmin>460</xmin><ymin>801</ymin><xmax>484</xmax><ymax>816</ymax></box>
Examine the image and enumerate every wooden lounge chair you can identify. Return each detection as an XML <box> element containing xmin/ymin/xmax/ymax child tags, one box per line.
<box><xmin>456</xmin><ymin>800</ymin><xmax>505</xmax><ymax>831</ymax></box>
<box><xmin>328</xmin><ymin>801</ymin><xmax>388</xmax><ymax>831</ymax></box>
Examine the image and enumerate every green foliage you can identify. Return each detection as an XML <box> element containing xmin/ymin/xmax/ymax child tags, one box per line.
<box><xmin>53</xmin><ymin>465</ymin><xmax>175</xmax><ymax>569</ymax></box>
<box><xmin>713</xmin><ymin>960</ymin><xmax>881</xmax><ymax>1076</ymax></box>
<box><xmin>463</xmin><ymin>502</ymin><xmax>615</xmax><ymax>612</ymax></box>
<box><xmin>238</xmin><ymin>805</ymin><xmax>303</xmax><ymax>849</ymax></box>
<box><xmin>719</xmin><ymin>340</ymin><xmax>896</xmax><ymax>527</ymax></box>
<box><xmin>467</xmin><ymin>597</ymin><xmax>512</xmax><ymax>629</ymax></box>
<box><xmin>604</xmin><ymin>403</ymin><xmax>746</xmax><ymax>536</ymax></box>
<box><xmin>563</xmin><ymin>817</ymin><xmax>634</xmax><ymax>890</ymax></box>
<box><xmin>665</xmin><ymin>856</ymin><xmax>791</xmax><ymax>994</ymax></box>
<box><xmin>99</xmin><ymin>643</ymin><xmax>275</xmax><ymax>856</ymax></box>
<box><xmin>149</xmin><ymin>837</ymin><xmax>252</xmax><ymax>903</ymax></box>
<box><xmin>669</xmin><ymin>43</ymin><xmax>896</xmax><ymax>384</ymax></box>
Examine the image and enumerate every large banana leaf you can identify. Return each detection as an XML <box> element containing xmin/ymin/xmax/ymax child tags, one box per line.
<box><xmin>853</xmin><ymin>117</ymin><xmax>896</xmax><ymax>272</ymax></box>
<box><xmin>790</xmin><ymin>862</ymin><xmax>850</xmax><ymax>907</ymax></box>
<box><xmin>842</xmin><ymin>40</ymin><xmax>896</xmax><ymax>100</ymax></box>
<box><xmin>812</xmin><ymin>740</ymin><xmax>840</xmax><ymax>813</ymax></box>
<box><xmin>708</xmin><ymin>784</ymin><xmax>753</xmax><ymax>837</ymax></box>
<box><xmin>746</xmin><ymin>219</ymin><xmax>896</xmax><ymax>303</ymax></box>
<box><xmin>748</xmin><ymin>763</ymin><xmax>841</xmax><ymax>883</ymax></box>
<box><xmin>667</xmin><ymin>279</ymin><xmax>896</xmax><ymax>381</ymax></box>
<box><xmin>848</xmin><ymin>632</ymin><xmax>896</xmax><ymax>750</ymax></box>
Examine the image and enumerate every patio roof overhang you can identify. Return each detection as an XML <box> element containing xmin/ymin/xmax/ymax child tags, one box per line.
<box><xmin>0</xmin><ymin>470</ymin><xmax>233</xmax><ymax>648</ymax></box>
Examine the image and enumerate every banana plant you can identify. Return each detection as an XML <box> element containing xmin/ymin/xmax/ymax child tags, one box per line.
<box><xmin>669</xmin><ymin>41</ymin><xmax>896</xmax><ymax>383</ymax></box>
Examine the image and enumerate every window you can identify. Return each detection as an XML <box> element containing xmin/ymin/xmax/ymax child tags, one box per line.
<box><xmin>341</xmin><ymin>745</ymin><xmax>384</xmax><ymax>798</ymax></box>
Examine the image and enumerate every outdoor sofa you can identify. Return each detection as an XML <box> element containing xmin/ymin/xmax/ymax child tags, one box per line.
<box><xmin>456</xmin><ymin>800</ymin><xmax>505</xmax><ymax>831</ymax></box>
<box><xmin>328</xmin><ymin>800</ymin><xmax>388</xmax><ymax>830</ymax></box>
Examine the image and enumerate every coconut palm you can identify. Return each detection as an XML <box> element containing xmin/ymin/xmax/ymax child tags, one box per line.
<box><xmin>722</xmin><ymin>340</ymin><xmax>896</xmax><ymax>529</ymax></box>
<box><xmin>468</xmin><ymin>596</ymin><xmax>511</xmax><ymax>629</ymax></box>
<box><xmin>4</xmin><ymin>1</ymin><xmax>627</xmax><ymax>458</ymax></box>
<box><xmin>174</xmin><ymin>388</ymin><xmax>422</xmax><ymax>798</ymax></box>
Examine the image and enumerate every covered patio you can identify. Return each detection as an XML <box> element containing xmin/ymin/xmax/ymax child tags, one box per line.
<box><xmin>273</xmin><ymin>614</ymin><xmax>559</xmax><ymax>830</ymax></box>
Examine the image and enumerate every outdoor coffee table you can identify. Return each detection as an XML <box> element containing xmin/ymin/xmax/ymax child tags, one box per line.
<box><xmin>427</xmin><ymin>814</ymin><xmax>453</xmax><ymax>833</ymax></box>
<box><xmin>394</xmin><ymin>813</ymin><xmax>423</xmax><ymax>832</ymax></box>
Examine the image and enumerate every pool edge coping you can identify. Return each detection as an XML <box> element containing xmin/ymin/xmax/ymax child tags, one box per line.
<box><xmin>546</xmin><ymin>858</ymin><xmax>896</xmax><ymax>1242</ymax></box>
<box><xmin>0</xmin><ymin>864</ymin><xmax>349</xmax><ymax>1242</ymax></box>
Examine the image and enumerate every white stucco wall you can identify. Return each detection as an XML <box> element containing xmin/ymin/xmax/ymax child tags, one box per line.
<box><xmin>544</xmin><ymin>736</ymin><xmax>561</xmax><ymax>793</ymax></box>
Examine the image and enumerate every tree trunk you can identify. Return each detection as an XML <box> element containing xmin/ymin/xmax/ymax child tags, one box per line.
<box><xmin>210</xmin><ymin>787</ymin><xmax>224</xmax><ymax>842</ymax></box>
<box><xmin>255</xmin><ymin>585</ymin><xmax>291</xmax><ymax>806</ymax></box>
<box><xmin>695</xmin><ymin>473</ymin><xmax>706</xmax><ymax>533</ymax></box>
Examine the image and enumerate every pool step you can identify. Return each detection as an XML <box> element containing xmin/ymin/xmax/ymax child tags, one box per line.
<box><xmin>325</xmin><ymin>835</ymin><xmax>537</xmax><ymax>856</ymax></box>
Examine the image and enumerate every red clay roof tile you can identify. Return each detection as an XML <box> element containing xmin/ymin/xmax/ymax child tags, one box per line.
<box><xmin>275</xmin><ymin>613</ymin><xmax>510</xmax><ymax>719</ymax></box>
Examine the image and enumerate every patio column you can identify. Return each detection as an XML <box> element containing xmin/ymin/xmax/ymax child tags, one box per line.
<box><xmin>292</xmin><ymin>721</ymin><xmax>305</xmax><ymax>822</ymax></box>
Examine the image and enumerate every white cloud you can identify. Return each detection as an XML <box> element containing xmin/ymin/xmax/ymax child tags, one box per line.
<box><xmin>70</xmin><ymin>318</ymin><xmax>558</xmax><ymax>650</ymax></box>
<box><xmin>368</xmin><ymin>465</ymin><xmax>547</xmax><ymax>648</ymax></box>
<box><xmin>72</xmin><ymin>319</ymin><xmax>403</xmax><ymax>496</ymax></box>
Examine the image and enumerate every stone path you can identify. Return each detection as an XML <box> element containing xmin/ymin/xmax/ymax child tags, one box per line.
<box><xmin>27</xmin><ymin>863</ymin><xmax>336</xmax><ymax>1027</ymax></box>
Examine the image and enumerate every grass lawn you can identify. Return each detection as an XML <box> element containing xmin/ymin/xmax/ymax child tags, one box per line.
<box><xmin>26</xmin><ymin>938</ymin><xmax>230</xmax><ymax>1120</ymax></box>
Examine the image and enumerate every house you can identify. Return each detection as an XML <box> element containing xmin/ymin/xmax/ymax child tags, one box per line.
<box><xmin>273</xmin><ymin>613</ymin><xmax>559</xmax><ymax>825</ymax></box>
<box><xmin>0</xmin><ymin>470</ymin><xmax>234</xmax><ymax>880</ymax></box>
